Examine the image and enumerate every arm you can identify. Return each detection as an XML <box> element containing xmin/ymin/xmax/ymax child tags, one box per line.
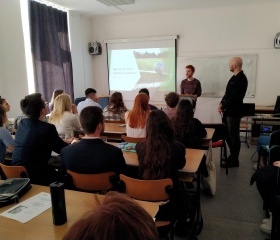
<box><xmin>1</xmin><ymin>129</ymin><xmax>14</xmax><ymax>152</ymax></box>
<box><xmin>175</xmin><ymin>142</ymin><xmax>186</xmax><ymax>169</ymax></box>
<box><xmin>195</xmin><ymin>80</ymin><xmax>202</xmax><ymax>97</ymax></box>
<box><xmin>49</xmin><ymin>124</ymin><xmax>68</xmax><ymax>153</ymax></box>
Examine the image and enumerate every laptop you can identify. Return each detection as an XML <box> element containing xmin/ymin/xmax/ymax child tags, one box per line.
<box><xmin>272</xmin><ymin>96</ymin><xmax>280</xmax><ymax>117</ymax></box>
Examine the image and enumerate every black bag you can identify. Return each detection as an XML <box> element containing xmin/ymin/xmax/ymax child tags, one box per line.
<box><xmin>0</xmin><ymin>178</ymin><xmax>32</xmax><ymax>207</ymax></box>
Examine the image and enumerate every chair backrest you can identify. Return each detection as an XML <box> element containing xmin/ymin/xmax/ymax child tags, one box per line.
<box><xmin>202</xmin><ymin>123</ymin><xmax>228</xmax><ymax>143</ymax></box>
<box><xmin>270</xmin><ymin>130</ymin><xmax>280</xmax><ymax>147</ymax></box>
<box><xmin>119</xmin><ymin>174</ymin><xmax>173</xmax><ymax>202</ymax></box>
<box><xmin>121</xmin><ymin>135</ymin><xmax>145</xmax><ymax>143</ymax></box>
<box><xmin>67</xmin><ymin>170</ymin><xmax>115</xmax><ymax>191</ymax></box>
<box><xmin>74</xmin><ymin>97</ymin><xmax>86</xmax><ymax>106</ymax></box>
<box><xmin>0</xmin><ymin>163</ymin><xmax>28</xmax><ymax>179</ymax></box>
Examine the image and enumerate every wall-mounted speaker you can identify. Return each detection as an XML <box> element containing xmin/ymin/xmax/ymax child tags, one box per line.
<box><xmin>274</xmin><ymin>33</ymin><xmax>280</xmax><ymax>49</ymax></box>
<box><xmin>89</xmin><ymin>42</ymin><xmax>102</xmax><ymax>55</ymax></box>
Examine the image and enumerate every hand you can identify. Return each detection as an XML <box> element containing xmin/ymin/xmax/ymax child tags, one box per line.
<box><xmin>64</xmin><ymin>137</ymin><xmax>79</xmax><ymax>144</ymax></box>
<box><xmin>218</xmin><ymin>104</ymin><xmax>223</xmax><ymax>113</ymax></box>
<box><xmin>71</xmin><ymin>104</ymin><xmax>78</xmax><ymax>114</ymax></box>
<box><xmin>273</xmin><ymin>161</ymin><xmax>280</xmax><ymax>168</ymax></box>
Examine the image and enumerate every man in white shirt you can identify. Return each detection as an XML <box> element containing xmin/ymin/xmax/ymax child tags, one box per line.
<box><xmin>77</xmin><ymin>88</ymin><xmax>102</xmax><ymax>114</ymax></box>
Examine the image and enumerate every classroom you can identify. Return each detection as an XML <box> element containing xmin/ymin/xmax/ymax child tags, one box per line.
<box><xmin>1</xmin><ymin>0</ymin><xmax>280</xmax><ymax>239</ymax></box>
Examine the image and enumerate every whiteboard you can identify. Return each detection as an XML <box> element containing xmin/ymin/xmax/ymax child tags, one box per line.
<box><xmin>177</xmin><ymin>54</ymin><xmax>257</xmax><ymax>98</ymax></box>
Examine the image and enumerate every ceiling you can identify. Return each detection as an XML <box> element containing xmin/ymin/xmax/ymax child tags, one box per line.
<box><xmin>46</xmin><ymin>0</ymin><xmax>279</xmax><ymax>17</ymax></box>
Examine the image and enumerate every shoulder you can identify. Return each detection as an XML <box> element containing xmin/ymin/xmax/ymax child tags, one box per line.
<box><xmin>194</xmin><ymin>78</ymin><xmax>201</xmax><ymax>83</ymax></box>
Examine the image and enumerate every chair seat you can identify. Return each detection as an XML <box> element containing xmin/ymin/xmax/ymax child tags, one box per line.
<box><xmin>212</xmin><ymin>140</ymin><xmax>223</xmax><ymax>148</ymax></box>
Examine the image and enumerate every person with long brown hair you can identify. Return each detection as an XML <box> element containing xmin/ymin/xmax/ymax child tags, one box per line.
<box><xmin>48</xmin><ymin>89</ymin><xmax>64</xmax><ymax>112</ymax></box>
<box><xmin>0</xmin><ymin>97</ymin><xmax>11</xmax><ymax>112</ymax></box>
<box><xmin>172</xmin><ymin>99</ymin><xmax>206</xmax><ymax>148</ymax></box>
<box><xmin>103</xmin><ymin>92</ymin><xmax>127</xmax><ymax>121</ymax></box>
<box><xmin>62</xmin><ymin>192</ymin><xmax>158</xmax><ymax>240</ymax></box>
<box><xmin>136</xmin><ymin>110</ymin><xmax>185</xmax><ymax>182</ymax></box>
<box><xmin>125</xmin><ymin>93</ymin><xmax>150</xmax><ymax>137</ymax></box>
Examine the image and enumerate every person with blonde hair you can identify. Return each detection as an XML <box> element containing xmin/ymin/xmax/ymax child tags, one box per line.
<box><xmin>103</xmin><ymin>92</ymin><xmax>127</xmax><ymax>121</ymax></box>
<box><xmin>49</xmin><ymin>94</ymin><xmax>82</xmax><ymax>139</ymax></box>
<box><xmin>125</xmin><ymin>93</ymin><xmax>150</xmax><ymax>138</ymax></box>
<box><xmin>48</xmin><ymin>89</ymin><xmax>64</xmax><ymax>112</ymax></box>
<box><xmin>62</xmin><ymin>192</ymin><xmax>158</xmax><ymax>240</ymax></box>
<box><xmin>0</xmin><ymin>106</ymin><xmax>14</xmax><ymax>163</ymax></box>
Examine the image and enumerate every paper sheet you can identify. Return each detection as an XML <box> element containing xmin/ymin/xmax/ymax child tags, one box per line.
<box><xmin>0</xmin><ymin>192</ymin><xmax>51</xmax><ymax>223</ymax></box>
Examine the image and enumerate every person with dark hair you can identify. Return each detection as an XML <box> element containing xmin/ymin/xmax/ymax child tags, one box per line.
<box><xmin>180</xmin><ymin>65</ymin><xmax>202</xmax><ymax>108</ymax></box>
<box><xmin>163</xmin><ymin>92</ymin><xmax>179</xmax><ymax>120</ymax></box>
<box><xmin>136</xmin><ymin>110</ymin><xmax>185</xmax><ymax>184</ymax></box>
<box><xmin>136</xmin><ymin>110</ymin><xmax>185</xmax><ymax>237</ymax></box>
<box><xmin>103</xmin><ymin>92</ymin><xmax>127</xmax><ymax>121</ymax></box>
<box><xmin>172</xmin><ymin>99</ymin><xmax>207</xmax><ymax>148</ymax></box>
<box><xmin>125</xmin><ymin>93</ymin><xmax>150</xmax><ymax>138</ymax></box>
<box><xmin>48</xmin><ymin>89</ymin><xmax>64</xmax><ymax>112</ymax></box>
<box><xmin>139</xmin><ymin>88</ymin><xmax>158</xmax><ymax>111</ymax></box>
<box><xmin>62</xmin><ymin>192</ymin><xmax>158</xmax><ymax>240</ymax></box>
<box><xmin>77</xmin><ymin>88</ymin><xmax>102</xmax><ymax>114</ymax></box>
<box><xmin>218</xmin><ymin>57</ymin><xmax>248</xmax><ymax>168</ymax></box>
<box><xmin>0</xmin><ymin>106</ymin><xmax>14</xmax><ymax>163</ymax></box>
<box><xmin>12</xmin><ymin>93</ymin><xmax>68</xmax><ymax>185</ymax></box>
<box><xmin>60</xmin><ymin>106</ymin><xmax>126</xmax><ymax>174</ymax></box>
<box><xmin>0</xmin><ymin>97</ymin><xmax>11</xmax><ymax>112</ymax></box>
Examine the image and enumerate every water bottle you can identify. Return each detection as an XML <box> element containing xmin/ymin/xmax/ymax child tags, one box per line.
<box><xmin>49</xmin><ymin>182</ymin><xmax>67</xmax><ymax>225</ymax></box>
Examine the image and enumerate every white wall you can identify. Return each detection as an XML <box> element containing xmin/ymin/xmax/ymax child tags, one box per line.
<box><xmin>90</xmin><ymin>2</ymin><xmax>280</xmax><ymax>122</ymax></box>
<box><xmin>0</xmin><ymin>0</ymin><xmax>28</xmax><ymax>118</ymax></box>
<box><xmin>68</xmin><ymin>12</ymin><xmax>94</xmax><ymax>99</ymax></box>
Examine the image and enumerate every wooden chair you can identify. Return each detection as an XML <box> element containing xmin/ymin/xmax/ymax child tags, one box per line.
<box><xmin>121</xmin><ymin>135</ymin><xmax>145</xmax><ymax>143</ymax></box>
<box><xmin>119</xmin><ymin>174</ymin><xmax>174</xmax><ymax>239</ymax></box>
<box><xmin>0</xmin><ymin>163</ymin><xmax>28</xmax><ymax>179</ymax></box>
<box><xmin>66</xmin><ymin>170</ymin><xmax>115</xmax><ymax>192</ymax></box>
<box><xmin>203</xmin><ymin>123</ymin><xmax>228</xmax><ymax>174</ymax></box>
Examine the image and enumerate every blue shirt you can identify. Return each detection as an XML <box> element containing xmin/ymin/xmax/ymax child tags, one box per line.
<box><xmin>0</xmin><ymin>127</ymin><xmax>14</xmax><ymax>163</ymax></box>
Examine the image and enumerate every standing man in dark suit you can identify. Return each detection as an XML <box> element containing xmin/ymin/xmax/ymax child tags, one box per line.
<box><xmin>218</xmin><ymin>57</ymin><xmax>248</xmax><ymax>168</ymax></box>
<box><xmin>61</xmin><ymin>106</ymin><xmax>126</xmax><ymax>174</ymax></box>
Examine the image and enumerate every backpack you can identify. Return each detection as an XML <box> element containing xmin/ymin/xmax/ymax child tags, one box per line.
<box><xmin>0</xmin><ymin>178</ymin><xmax>32</xmax><ymax>207</ymax></box>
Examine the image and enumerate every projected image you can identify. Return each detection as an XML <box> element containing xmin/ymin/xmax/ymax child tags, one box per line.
<box><xmin>107</xmin><ymin>39</ymin><xmax>176</xmax><ymax>102</ymax></box>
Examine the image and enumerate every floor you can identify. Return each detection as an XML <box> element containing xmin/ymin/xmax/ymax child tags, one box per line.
<box><xmin>175</xmin><ymin>138</ymin><xmax>269</xmax><ymax>240</ymax></box>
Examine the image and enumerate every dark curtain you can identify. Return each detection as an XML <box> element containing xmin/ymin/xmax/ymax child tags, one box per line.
<box><xmin>29</xmin><ymin>0</ymin><xmax>74</xmax><ymax>102</ymax></box>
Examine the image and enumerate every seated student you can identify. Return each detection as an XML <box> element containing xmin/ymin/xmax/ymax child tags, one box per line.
<box><xmin>251</xmin><ymin>161</ymin><xmax>280</xmax><ymax>235</ymax></box>
<box><xmin>103</xmin><ymin>92</ymin><xmax>127</xmax><ymax>122</ymax></box>
<box><xmin>0</xmin><ymin>97</ymin><xmax>11</xmax><ymax>112</ymax></box>
<box><xmin>0</xmin><ymin>106</ymin><xmax>14</xmax><ymax>163</ymax></box>
<box><xmin>60</xmin><ymin>106</ymin><xmax>126</xmax><ymax>174</ymax></box>
<box><xmin>12</xmin><ymin>93</ymin><xmax>68</xmax><ymax>185</ymax></box>
<box><xmin>62</xmin><ymin>192</ymin><xmax>158</xmax><ymax>240</ymax></box>
<box><xmin>135</xmin><ymin>110</ymin><xmax>185</xmax><ymax>237</ymax></box>
<box><xmin>49</xmin><ymin>94</ymin><xmax>82</xmax><ymax>139</ymax></box>
<box><xmin>48</xmin><ymin>89</ymin><xmax>64</xmax><ymax>112</ymax></box>
<box><xmin>136</xmin><ymin>110</ymin><xmax>185</xmax><ymax>185</ymax></box>
<box><xmin>125</xmin><ymin>93</ymin><xmax>150</xmax><ymax>138</ymax></box>
<box><xmin>163</xmin><ymin>92</ymin><xmax>179</xmax><ymax>120</ymax></box>
<box><xmin>172</xmin><ymin>99</ymin><xmax>207</xmax><ymax>148</ymax></box>
<box><xmin>77</xmin><ymin>88</ymin><xmax>102</xmax><ymax>114</ymax></box>
<box><xmin>139</xmin><ymin>88</ymin><xmax>158</xmax><ymax>111</ymax></box>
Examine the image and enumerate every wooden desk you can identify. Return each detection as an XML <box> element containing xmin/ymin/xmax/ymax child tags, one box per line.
<box><xmin>0</xmin><ymin>184</ymin><xmax>159</xmax><ymax>240</ymax></box>
<box><xmin>109</xmin><ymin>142</ymin><xmax>205</xmax><ymax>174</ymax></box>
<box><xmin>255</xmin><ymin>105</ymin><xmax>274</xmax><ymax>114</ymax></box>
<box><xmin>103</xmin><ymin>122</ymin><xmax>126</xmax><ymax>141</ymax></box>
